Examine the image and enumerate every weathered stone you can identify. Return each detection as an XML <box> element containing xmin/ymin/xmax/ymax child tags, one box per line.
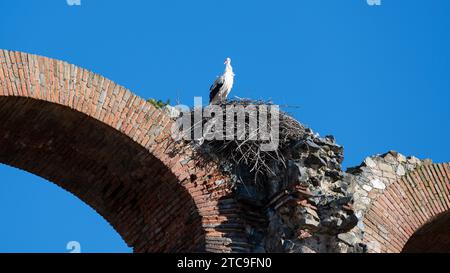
<box><xmin>288</xmin><ymin>161</ymin><xmax>309</xmax><ymax>186</ymax></box>
<box><xmin>382</xmin><ymin>171</ymin><xmax>396</xmax><ymax>179</ymax></box>
<box><xmin>357</xmin><ymin>220</ymin><xmax>365</xmax><ymax>230</ymax></box>
<box><xmin>334</xmin><ymin>242</ymin><xmax>349</xmax><ymax>253</ymax></box>
<box><xmin>387</xmin><ymin>150</ymin><xmax>399</xmax><ymax>157</ymax></box>
<box><xmin>423</xmin><ymin>158</ymin><xmax>433</xmax><ymax>165</ymax></box>
<box><xmin>364</xmin><ymin>157</ymin><xmax>377</xmax><ymax>168</ymax></box>
<box><xmin>378</xmin><ymin>162</ymin><xmax>393</xmax><ymax>173</ymax></box>
<box><xmin>304</xmin><ymin>216</ymin><xmax>320</xmax><ymax>229</ymax></box>
<box><xmin>371</xmin><ymin>168</ymin><xmax>383</xmax><ymax>177</ymax></box>
<box><xmin>338</xmin><ymin>232</ymin><xmax>358</xmax><ymax>246</ymax></box>
<box><xmin>360</xmin><ymin>197</ymin><xmax>371</xmax><ymax>205</ymax></box>
<box><xmin>305</xmin><ymin>153</ymin><xmax>327</xmax><ymax>168</ymax></box>
<box><xmin>396</xmin><ymin>164</ymin><xmax>406</xmax><ymax>176</ymax></box>
<box><xmin>355</xmin><ymin>189</ymin><xmax>368</xmax><ymax>197</ymax></box>
<box><xmin>362</xmin><ymin>184</ymin><xmax>372</xmax><ymax>192</ymax></box>
<box><xmin>325</xmin><ymin>135</ymin><xmax>336</xmax><ymax>143</ymax></box>
<box><xmin>371</xmin><ymin>178</ymin><xmax>386</xmax><ymax>190</ymax></box>
<box><xmin>384</xmin><ymin>153</ymin><xmax>397</xmax><ymax>164</ymax></box>
<box><xmin>305</xmin><ymin>207</ymin><xmax>319</xmax><ymax>219</ymax></box>
<box><xmin>396</xmin><ymin>153</ymin><xmax>407</xmax><ymax>163</ymax></box>
<box><xmin>407</xmin><ymin>156</ymin><xmax>421</xmax><ymax>165</ymax></box>
<box><xmin>305</xmin><ymin>139</ymin><xmax>321</xmax><ymax>151</ymax></box>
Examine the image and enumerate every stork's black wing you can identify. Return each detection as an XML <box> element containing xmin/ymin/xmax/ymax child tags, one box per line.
<box><xmin>209</xmin><ymin>76</ymin><xmax>224</xmax><ymax>103</ymax></box>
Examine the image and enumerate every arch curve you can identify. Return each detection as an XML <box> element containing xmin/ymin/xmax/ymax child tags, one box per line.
<box><xmin>363</xmin><ymin>163</ymin><xmax>450</xmax><ymax>253</ymax></box>
<box><xmin>0</xmin><ymin>50</ymin><xmax>247</xmax><ymax>252</ymax></box>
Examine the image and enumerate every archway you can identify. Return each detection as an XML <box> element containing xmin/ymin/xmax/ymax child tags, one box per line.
<box><xmin>363</xmin><ymin>163</ymin><xmax>450</xmax><ymax>253</ymax></box>
<box><xmin>0</xmin><ymin>50</ymin><xmax>249</xmax><ymax>253</ymax></box>
<box><xmin>403</xmin><ymin>211</ymin><xmax>450</xmax><ymax>253</ymax></box>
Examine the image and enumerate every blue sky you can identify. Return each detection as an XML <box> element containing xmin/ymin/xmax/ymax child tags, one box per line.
<box><xmin>0</xmin><ymin>0</ymin><xmax>449</xmax><ymax>253</ymax></box>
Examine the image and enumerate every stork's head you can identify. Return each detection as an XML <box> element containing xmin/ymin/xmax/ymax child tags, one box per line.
<box><xmin>224</xmin><ymin>57</ymin><xmax>231</xmax><ymax>65</ymax></box>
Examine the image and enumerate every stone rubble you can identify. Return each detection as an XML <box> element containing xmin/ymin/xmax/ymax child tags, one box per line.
<box><xmin>228</xmin><ymin>127</ymin><xmax>361</xmax><ymax>252</ymax></box>
<box><xmin>227</xmin><ymin>124</ymin><xmax>432</xmax><ymax>252</ymax></box>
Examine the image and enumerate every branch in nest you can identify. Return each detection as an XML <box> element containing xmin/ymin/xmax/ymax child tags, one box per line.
<box><xmin>171</xmin><ymin>98</ymin><xmax>306</xmax><ymax>184</ymax></box>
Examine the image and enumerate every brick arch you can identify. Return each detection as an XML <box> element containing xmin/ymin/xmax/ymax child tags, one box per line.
<box><xmin>402</xmin><ymin>211</ymin><xmax>450</xmax><ymax>252</ymax></box>
<box><xmin>363</xmin><ymin>163</ymin><xmax>450</xmax><ymax>253</ymax></box>
<box><xmin>0</xmin><ymin>50</ymin><xmax>247</xmax><ymax>252</ymax></box>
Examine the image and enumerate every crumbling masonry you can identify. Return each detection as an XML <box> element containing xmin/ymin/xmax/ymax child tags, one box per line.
<box><xmin>0</xmin><ymin>50</ymin><xmax>448</xmax><ymax>253</ymax></box>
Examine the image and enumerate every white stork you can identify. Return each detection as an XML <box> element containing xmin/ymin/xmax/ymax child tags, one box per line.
<box><xmin>209</xmin><ymin>57</ymin><xmax>235</xmax><ymax>104</ymax></box>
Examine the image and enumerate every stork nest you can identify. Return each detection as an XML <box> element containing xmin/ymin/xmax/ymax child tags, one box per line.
<box><xmin>171</xmin><ymin>98</ymin><xmax>308</xmax><ymax>183</ymax></box>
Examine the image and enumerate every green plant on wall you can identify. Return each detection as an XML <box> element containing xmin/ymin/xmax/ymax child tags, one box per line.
<box><xmin>147</xmin><ymin>98</ymin><xmax>170</xmax><ymax>109</ymax></box>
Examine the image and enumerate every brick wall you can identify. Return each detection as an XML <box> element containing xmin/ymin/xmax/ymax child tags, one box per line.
<box><xmin>347</xmin><ymin>151</ymin><xmax>450</xmax><ymax>253</ymax></box>
<box><xmin>362</xmin><ymin>163</ymin><xmax>450</xmax><ymax>252</ymax></box>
